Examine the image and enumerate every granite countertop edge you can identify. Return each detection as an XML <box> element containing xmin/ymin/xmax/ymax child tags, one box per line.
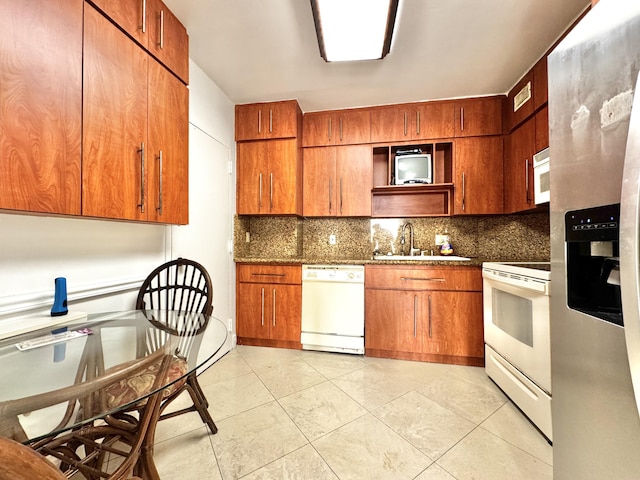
<box><xmin>233</xmin><ymin>257</ymin><xmax>488</xmax><ymax>267</ymax></box>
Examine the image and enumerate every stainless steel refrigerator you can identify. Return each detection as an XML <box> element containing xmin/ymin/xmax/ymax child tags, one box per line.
<box><xmin>549</xmin><ymin>1</ymin><xmax>640</xmax><ymax>478</ymax></box>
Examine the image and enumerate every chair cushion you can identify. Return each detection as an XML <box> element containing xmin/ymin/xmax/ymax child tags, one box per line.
<box><xmin>104</xmin><ymin>356</ymin><xmax>187</xmax><ymax>409</ymax></box>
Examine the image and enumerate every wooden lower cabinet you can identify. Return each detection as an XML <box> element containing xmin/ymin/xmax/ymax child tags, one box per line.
<box><xmin>365</xmin><ymin>265</ymin><xmax>484</xmax><ymax>366</ymax></box>
<box><xmin>236</xmin><ymin>264</ymin><xmax>302</xmax><ymax>348</ymax></box>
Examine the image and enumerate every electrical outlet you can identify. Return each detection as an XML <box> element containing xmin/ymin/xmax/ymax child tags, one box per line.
<box><xmin>227</xmin><ymin>318</ymin><xmax>233</xmax><ymax>331</ymax></box>
<box><xmin>245</xmin><ymin>232</ymin><xmax>251</xmax><ymax>243</ymax></box>
<box><xmin>329</xmin><ymin>234</ymin><xmax>337</xmax><ymax>245</ymax></box>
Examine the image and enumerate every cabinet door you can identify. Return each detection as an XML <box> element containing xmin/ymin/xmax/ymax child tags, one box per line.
<box><xmin>236</xmin><ymin>141</ymin><xmax>267</xmax><ymax>214</ymax></box>
<box><xmin>271</xmin><ymin>284</ymin><xmax>302</xmax><ymax>341</ymax></box>
<box><xmin>303</xmin><ymin>111</ymin><xmax>335</xmax><ymax>147</ymax></box>
<box><xmin>454</xmin><ymin>97</ymin><xmax>503</xmax><ymax>137</ymax></box>
<box><xmin>454</xmin><ymin>137</ymin><xmax>503</xmax><ymax>215</ymax></box>
<box><xmin>236</xmin><ymin>101</ymin><xmax>298</xmax><ymax>141</ymax></box>
<box><xmin>370</xmin><ymin>105</ymin><xmax>410</xmax><ymax>143</ymax></box>
<box><xmin>416</xmin><ymin>102</ymin><xmax>454</xmax><ymax>140</ymax></box>
<box><xmin>236</xmin><ymin>283</ymin><xmax>271</xmax><ymax>340</ymax></box>
<box><xmin>267</xmin><ymin>139</ymin><xmax>300</xmax><ymax>214</ymax></box>
<box><xmin>504</xmin><ymin>119</ymin><xmax>536</xmax><ymax>213</ymax></box>
<box><xmin>336</xmin><ymin>145</ymin><xmax>372</xmax><ymax>216</ymax></box>
<box><xmin>0</xmin><ymin>0</ymin><xmax>82</xmax><ymax>215</ymax></box>
<box><xmin>83</xmin><ymin>5</ymin><xmax>148</xmax><ymax>221</ymax></box>
<box><xmin>534</xmin><ymin>105</ymin><xmax>549</xmax><ymax>152</ymax></box>
<box><xmin>303</xmin><ymin>147</ymin><xmax>337</xmax><ymax>216</ymax></box>
<box><xmin>89</xmin><ymin>0</ymin><xmax>147</xmax><ymax>46</ymax></box>
<box><xmin>425</xmin><ymin>291</ymin><xmax>483</xmax><ymax>358</ymax></box>
<box><xmin>336</xmin><ymin>109</ymin><xmax>371</xmax><ymax>145</ymax></box>
<box><xmin>532</xmin><ymin>56</ymin><xmax>548</xmax><ymax>111</ymax></box>
<box><xmin>507</xmin><ymin>72</ymin><xmax>534</xmax><ymax>131</ymax></box>
<box><xmin>365</xmin><ymin>289</ymin><xmax>422</xmax><ymax>353</ymax></box>
<box><xmin>147</xmin><ymin>0</ymin><xmax>189</xmax><ymax>84</ymax></box>
<box><xmin>147</xmin><ymin>59</ymin><xmax>189</xmax><ymax>224</ymax></box>
<box><xmin>235</xmin><ymin>104</ymin><xmax>265</xmax><ymax>141</ymax></box>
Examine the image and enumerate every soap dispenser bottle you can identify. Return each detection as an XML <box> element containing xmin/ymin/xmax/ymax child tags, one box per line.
<box><xmin>440</xmin><ymin>229</ymin><xmax>454</xmax><ymax>256</ymax></box>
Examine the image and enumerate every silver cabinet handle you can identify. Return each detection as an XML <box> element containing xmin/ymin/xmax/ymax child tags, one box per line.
<box><xmin>258</xmin><ymin>173</ymin><xmax>263</xmax><ymax>211</ymax></box>
<box><xmin>269</xmin><ymin>109</ymin><xmax>273</xmax><ymax>133</ymax></box>
<box><xmin>404</xmin><ymin>112</ymin><xmax>408</xmax><ymax>136</ymax></box>
<box><xmin>269</xmin><ymin>173</ymin><xmax>273</xmax><ymax>210</ymax></box>
<box><xmin>258</xmin><ymin>110</ymin><xmax>262</xmax><ymax>134</ymax></box>
<box><xmin>138</xmin><ymin>142</ymin><xmax>145</xmax><ymax>213</ymax></box>
<box><xmin>525</xmin><ymin>159</ymin><xmax>531</xmax><ymax>203</ymax></box>
<box><xmin>400</xmin><ymin>277</ymin><xmax>446</xmax><ymax>282</ymax></box>
<box><xmin>328</xmin><ymin>177</ymin><xmax>333</xmax><ymax>214</ymax></box>
<box><xmin>416</xmin><ymin>111</ymin><xmax>420</xmax><ymax>135</ymax></box>
<box><xmin>461</xmin><ymin>171</ymin><xmax>466</xmax><ymax>211</ymax></box>
<box><xmin>272</xmin><ymin>289</ymin><xmax>276</xmax><ymax>326</ymax></box>
<box><xmin>460</xmin><ymin>107</ymin><xmax>465</xmax><ymax>132</ymax></box>
<box><xmin>328</xmin><ymin>118</ymin><xmax>332</xmax><ymax>142</ymax></box>
<box><xmin>413</xmin><ymin>295</ymin><xmax>417</xmax><ymax>338</ymax></box>
<box><xmin>428</xmin><ymin>295</ymin><xmax>433</xmax><ymax>338</ymax></box>
<box><xmin>159</xmin><ymin>10</ymin><xmax>164</xmax><ymax>49</ymax></box>
<box><xmin>339</xmin><ymin>177</ymin><xmax>343</xmax><ymax>215</ymax></box>
<box><xmin>339</xmin><ymin>118</ymin><xmax>343</xmax><ymax>141</ymax></box>
<box><xmin>261</xmin><ymin>288</ymin><xmax>265</xmax><ymax>326</ymax></box>
<box><xmin>141</xmin><ymin>0</ymin><xmax>147</xmax><ymax>33</ymax></box>
<box><xmin>156</xmin><ymin>150</ymin><xmax>163</xmax><ymax>215</ymax></box>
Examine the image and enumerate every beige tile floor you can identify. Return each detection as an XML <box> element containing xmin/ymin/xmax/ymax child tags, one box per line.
<box><xmin>153</xmin><ymin>345</ymin><xmax>552</xmax><ymax>480</ymax></box>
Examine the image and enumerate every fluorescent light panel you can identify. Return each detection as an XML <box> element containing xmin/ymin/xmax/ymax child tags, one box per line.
<box><xmin>311</xmin><ymin>0</ymin><xmax>398</xmax><ymax>62</ymax></box>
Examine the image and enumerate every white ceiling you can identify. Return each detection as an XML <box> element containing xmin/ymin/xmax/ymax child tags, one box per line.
<box><xmin>164</xmin><ymin>0</ymin><xmax>590</xmax><ymax>112</ymax></box>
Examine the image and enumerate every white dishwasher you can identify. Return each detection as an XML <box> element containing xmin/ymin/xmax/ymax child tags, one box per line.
<box><xmin>301</xmin><ymin>265</ymin><xmax>365</xmax><ymax>355</ymax></box>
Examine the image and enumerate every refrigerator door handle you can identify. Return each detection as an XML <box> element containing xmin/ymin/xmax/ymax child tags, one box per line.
<box><xmin>620</xmin><ymin>71</ymin><xmax>640</xmax><ymax>413</ymax></box>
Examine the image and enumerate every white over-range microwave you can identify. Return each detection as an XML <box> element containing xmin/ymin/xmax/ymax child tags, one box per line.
<box><xmin>533</xmin><ymin>147</ymin><xmax>550</xmax><ymax>205</ymax></box>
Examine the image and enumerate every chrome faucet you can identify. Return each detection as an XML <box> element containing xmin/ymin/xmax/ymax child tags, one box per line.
<box><xmin>400</xmin><ymin>222</ymin><xmax>420</xmax><ymax>256</ymax></box>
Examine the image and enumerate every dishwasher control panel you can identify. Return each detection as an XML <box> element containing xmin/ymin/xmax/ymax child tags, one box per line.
<box><xmin>302</xmin><ymin>265</ymin><xmax>364</xmax><ymax>283</ymax></box>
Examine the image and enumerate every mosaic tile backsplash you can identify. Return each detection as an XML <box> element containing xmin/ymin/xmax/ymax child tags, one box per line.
<box><xmin>234</xmin><ymin>212</ymin><xmax>550</xmax><ymax>262</ymax></box>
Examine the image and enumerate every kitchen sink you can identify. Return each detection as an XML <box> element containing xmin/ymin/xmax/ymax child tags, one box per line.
<box><xmin>373</xmin><ymin>255</ymin><xmax>471</xmax><ymax>261</ymax></box>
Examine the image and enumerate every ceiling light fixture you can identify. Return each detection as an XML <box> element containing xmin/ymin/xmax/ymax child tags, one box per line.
<box><xmin>310</xmin><ymin>0</ymin><xmax>399</xmax><ymax>62</ymax></box>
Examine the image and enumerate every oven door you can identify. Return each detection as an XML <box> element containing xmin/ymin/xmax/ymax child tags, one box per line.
<box><xmin>483</xmin><ymin>273</ymin><xmax>551</xmax><ymax>393</ymax></box>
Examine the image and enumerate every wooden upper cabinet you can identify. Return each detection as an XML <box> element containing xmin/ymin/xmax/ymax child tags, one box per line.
<box><xmin>147</xmin><ymin>58</ymin><xmax>189</xmax><ymax>224</ymax></box>
<box><xmin>533</xmin><ymin>56</ymin><xmax>548</xmax><ymax>111</ymax></box>
<box><xmin>535</xmin><ymin>105</ymin><xmax>549</xmax><ymax>153</ymax></box>
<box><xmin>236</xmin><ymin>139</ymin><xmax>301</xmax><ymax>215</ymax></box>
<box><xmin>236</xmin><ymin>101</ymin><xmax>300</xmax><ymax>141</ymax></box>
<box><xmin>370</xmin><ymin>102</ymin><xmax>454</xmax><ymax>143</ymax></box>
<box><xmin>454</xmin><ymin>97</ymin><xmax>504</xmax><ymax>137</ymax></box>
<box><xmin>303</xmin><ymin>109</ymin><xmax>371</xmax><ymax>147</ymax></box>
<box><xmin>504</xmin><ymin>118</ymin><xmax>536</xmax><ymax>214</ymax></box>
<box><xmin>83</xmin><ymin>5</ymin><xmax>149</xmax><ymax>221</ymax></box>
<box><xmin>88</xmin><ymin>0</ymin><xmax>189</xmax><ymax>84</ymax></box>
<box><xmin>454</xmin><ymin>136</ymin><xmax>503</xmax><ymax>215</ymax></box>
<box><xmin>0</xmin><ymin>0</ymin><xmax>82</xmax><ymax>215</ymax></box>
<box><xmin>88</xmin><ymin>0</ymin><xmax>147</xmax><ymax>45</ymax></box>
<box><xmin>147</xmin><ymin>0</ymin><xmax>189</xmax><ymax>84</ymax></box>
<box><xmin>303</xmin><ymin>145</ymin><xmax>372</xmax><ymax>216</ymax></box>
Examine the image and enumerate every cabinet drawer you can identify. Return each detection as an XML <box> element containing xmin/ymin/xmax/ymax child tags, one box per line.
<box><xmin>237</xmin><ymin>264</ymin><xmax>301</xmax><ymax>284</ymax></box>
<box><xmin>365</xmin><ymin>265</ymin><xmax>481</xmax><ymax>291</ymax></box>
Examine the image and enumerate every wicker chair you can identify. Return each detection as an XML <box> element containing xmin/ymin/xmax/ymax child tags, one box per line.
<box><xmin>134</xmin><ymin>258</ymin><xmax>217</xmax><ymax>434</ymax></box>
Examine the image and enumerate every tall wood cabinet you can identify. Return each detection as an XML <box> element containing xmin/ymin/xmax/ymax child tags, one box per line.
<box><xmin>236</xmin><ymin>101</ymin><xmax>303</xmax><ymax>215</ymax></box>
<box><xmin>302</xmin><ymin>145</ymin><xmax>372</xmax><ymax>217</ymax></box>
<box><xmin>365</xmin><ymin>265</ymin><xmax>484</xmax><ymax>366</ymax></box>
<box><xmin>236</xmin><ymin>264</ymin><xmax>302</xmax><ymax>349</ymax></box>
<box><xmin>0</xmin><ymin>0</ymin><xmax>83</xmax><ymax>215</ymax></box>
<box><xmin>504</xmin><ymin>119</ymin><xmax>536</xmax><ymax>214</ymax></box>
<box><xmin>83</xmin><ymin>5</ymin><xmax>188</xmax><ymax>223</ymax></box>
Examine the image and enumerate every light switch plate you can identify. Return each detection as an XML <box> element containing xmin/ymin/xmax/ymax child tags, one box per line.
<box><xmin>329</xmin><ymin>234</ymin><xmax>337</xmax><ymax>245</ymax></box>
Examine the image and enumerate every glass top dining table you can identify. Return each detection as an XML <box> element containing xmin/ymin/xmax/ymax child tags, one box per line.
<box><xmin>0</xmin><ymin>310</ymin><xmax>227</xmax><ymax>479</ymax></box>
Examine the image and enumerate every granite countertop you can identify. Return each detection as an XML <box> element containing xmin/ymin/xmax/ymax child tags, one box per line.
<box><xmin>233</xmin><ymin>256</ymin><xmax>488</xmax><ymax>267</ymax></box>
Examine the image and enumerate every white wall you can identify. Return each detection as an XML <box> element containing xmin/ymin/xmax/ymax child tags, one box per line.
<box><xmin>0</xmin><ymin>60</ymin><xmax>237</xmax><ymax>365</ymax></box>
<box><xmin>172</xmin><ymin>60</ymin><xmax>236</xmax><ymax>364</ymax></box>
